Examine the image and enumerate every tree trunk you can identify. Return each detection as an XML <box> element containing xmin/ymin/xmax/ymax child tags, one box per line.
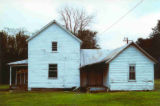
<box><xmin>0</xmin><ymin>34</ymin><xmax>2</xmax><ymax>84</ymax></box>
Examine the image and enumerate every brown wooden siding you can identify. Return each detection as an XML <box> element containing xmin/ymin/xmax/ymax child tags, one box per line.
<box><xmin>80</xmin><ymin>62</ymin><xmax>109</xmax><ymax>87</ymax></box>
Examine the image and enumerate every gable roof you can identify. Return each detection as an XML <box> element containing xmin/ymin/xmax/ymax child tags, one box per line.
<box><xmin>26</xmin><ymin>20</ymin><xmax>82</xmax><ymax>43</ymax></box>
<box><xmin>103</xmin><ymin>42</ymin><xmax>158</xmax><ymax>64</ymax></box>
<box><xmin>80</xmin><ymin>42</ymin><xmax>158</xmax><ymax>67</ymax></box>
<box><xmin>80</xmin><ymin>49</ymin><xmax>111</xmax><ymax>67</ymax></box>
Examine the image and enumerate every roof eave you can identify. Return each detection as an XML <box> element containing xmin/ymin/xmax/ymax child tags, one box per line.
<box><xmin>105</xmin><ymin>42</ymin><xmax>158</xmax><ymax>64</ymax></box>
<box><xmin>132</xmin><ymin>43</ymin><xmax>158</xmax><ymax>64</ymax></box>
<box><xmin>8</xmin><ymin>64</ymin><xmax>28</xmax><ymax>67</ymax></box>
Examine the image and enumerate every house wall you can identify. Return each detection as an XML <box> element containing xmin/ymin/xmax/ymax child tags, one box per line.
<box><xmin>28</xmin><ymin>24</ymin><xmax>81</xmax><ymax>89</ymax></box>
<box><xmin>109</xmin><ymin>46</ymin><xmax>154</xmax><ymax>91</ymax></box>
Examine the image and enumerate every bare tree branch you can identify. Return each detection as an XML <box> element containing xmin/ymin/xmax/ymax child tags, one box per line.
<box><xmin>58</xmin><ymin>7</ymin><xmax>94</xmax><ymax>35</ymax></box>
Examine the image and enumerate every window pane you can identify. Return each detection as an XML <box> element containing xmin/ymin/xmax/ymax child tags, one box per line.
<box><xmin>131</xmin><ymin>66</ymin><xmax>134</xmax><ymax>71</ymax></box>
<box><xmin>49</xmin><ymin>71</ymin><xmax>57</xmax><ymax>78</ymax></box>
<box><xmin>49</xmin><ymin>64</ymin><xmax>57</xmax><ymax>69</ymax></box>
<box><xmin>129</xmin><ymin>72</ymin><xmax>135</xmax><ymax>80</ymax></box>
<box><xmin>129</xmin><ymin>66</ymin><xmax>132</xmax><ymax>71</ymax></box>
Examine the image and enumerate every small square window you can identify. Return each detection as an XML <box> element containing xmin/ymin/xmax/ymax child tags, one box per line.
<box><xmin>52</xmin><ymin>42</ymin><xmax>57</xmax><ymax>51</ymax></box>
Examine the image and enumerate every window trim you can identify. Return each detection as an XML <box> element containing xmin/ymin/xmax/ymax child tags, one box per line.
<box><xmin>48</xmin><ymin>64</ymin><xmax>58</xmax><ymax>79</ymax></box>
<box><xmin>128</xmin><ymin>64</ymin><xmax>136</xmax><ymax>82</ymax></box>
<box><xmin>52</xmin><ymin>41</ymin><xmax>58</xmax><ymax>52</ymax></box>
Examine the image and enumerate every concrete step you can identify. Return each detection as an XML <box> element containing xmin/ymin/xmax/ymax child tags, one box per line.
<box><xmin>87</xmin><ymin>86</ymin><xmax>109</xmax><ymax>92</ymax></box>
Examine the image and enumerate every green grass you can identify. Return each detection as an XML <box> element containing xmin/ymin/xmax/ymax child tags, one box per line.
<box><xmin>155</xmin><ymin>79</ymin><xmax>160</xmax><ymax>91</ymax></box>
<box><xmin>0</xmin><ymin>80</ymin><xmax>160</xmax><ymax>106</ymax></box>
<box><xmin>0</xmin><ymin>85</ymin><xmax>9</xmax><ymax>90</ymax></box>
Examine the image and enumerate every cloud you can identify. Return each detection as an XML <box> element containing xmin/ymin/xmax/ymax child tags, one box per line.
<box><xmin>98</xmin><ymin>12</ymin><xmax>160</xmax><ymax>49</ymax></box>
<box><xmin>0</xmin><ymin>0</ymin><xmax>160</xmax><ymax>49</ymax></box>
<box><xmin>0</xmin><ymin>0</ymin><xmax>60</xmax><ymax>32</ymax></box>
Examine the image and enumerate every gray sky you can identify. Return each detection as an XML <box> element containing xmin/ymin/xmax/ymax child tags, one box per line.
<box><xmin>1</xmin><ymin>0</ymin><xmax>160</xmax><ymax>49</ymax></box>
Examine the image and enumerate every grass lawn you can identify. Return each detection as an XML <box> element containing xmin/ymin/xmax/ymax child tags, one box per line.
<box><xmin>0</xmin><ymin>85</ymin><xmax>9</xmax><ymax>90</ymax></box>
<box><xmin>0</xmin><ymin>80</ymin><xmax>160</xmax><ymax>106</ymax></box>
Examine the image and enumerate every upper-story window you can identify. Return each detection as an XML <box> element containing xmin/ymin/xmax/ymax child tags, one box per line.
<box><xmin>129</xmin><ymin>64</ymin><xmax>136</xmax><ymax>81</ymax></box>
<box><xmin>52</xmin><ymin>42</ymin><xmax>57</xmax><ymax>51</ymax></box>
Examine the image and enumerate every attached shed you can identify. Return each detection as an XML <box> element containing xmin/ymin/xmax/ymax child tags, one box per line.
<box><xmin>80</xmin><ymin>42</ymin><xmax>158</xmax><ymax>91</ymax></box>
<box><xmin>80</xmin><ymin>49</ymin><xmax>110</xmax><ymax>88</ymax></box>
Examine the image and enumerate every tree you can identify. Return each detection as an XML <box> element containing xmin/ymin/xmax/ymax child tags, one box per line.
<box><xmin>0</xmin><ymin>34</ymin><xmax>2</xmax><ymax>84</ymax></box>
<box><xmin>151</xmin><ymin>20</ymin><xmax>160</xmax><ymax>36</ymax></box>
<box><xmin>77</xmin><ymin>30</ymin><xmax>99</xmax><ymax>49</ymax></box>
<box><xmin>0</xmin><ymin>30</ymin><xmax>29</xmax><ymax>84</ymax></box>
<box><xmin>137</xmin><ymin>20</ymin><xmax>160</xmax><ymax>61</ymax></box>
<box><xmin>59</xmin><ymin>7</ymin><xmax>93</xmax><ymax>35</ymax></box>
<box><xmin>137</xmin><ymin>20</ymin><xmax>160</xmax><ymax>79</ymax></box>
<box><xmin>59</xmin><ymin>7</ymin><xmax>99</xmax><ymax>49</ymax></box>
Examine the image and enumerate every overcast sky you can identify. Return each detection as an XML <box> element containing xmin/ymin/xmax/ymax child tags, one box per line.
<box><xmin>1</xmin><ymin>0</ymin><xmax>160</xmax><ymax>49</ymax></box>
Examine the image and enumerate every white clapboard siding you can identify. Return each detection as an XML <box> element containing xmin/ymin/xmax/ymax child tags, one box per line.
<box><xmin>28</xmin><ymin>23</ymin><xmax>81</xmax><ymax>89</ymax></box>
<box><xmin>103</xmin><ymin>70</ymin><xmax>110</xmax><ymax>88</ymax></box>
<box><xmin>108</xmin><ymin>45</ymin><xmax>154</xmax><ymax>91</ymax></box>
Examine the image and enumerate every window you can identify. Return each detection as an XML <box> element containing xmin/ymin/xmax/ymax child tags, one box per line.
<box><xmin>52</xmin><ymin>42</ymin><xmax>57</xmax><ymax>51</ymax></box>
<box><xmin>49</xmin><ymin>64</ymin><xmax>57</xmax><ymax>78</ymax></box>
<box><xmin>129</xmin><ymin>65</ymin><xmax>136</xmax><ymax>80</ymax></box>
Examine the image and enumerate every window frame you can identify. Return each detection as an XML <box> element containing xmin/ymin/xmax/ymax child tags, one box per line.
<box><xmin>52</xmin><ymin>42</ymin><xmax>57</xmax><ymax>52</ymax></box>
<box><xmin>48</xmin><ymin>64</ymin><xmax>58</xmax><ymax>79</ymax></box>
<box><xmin>128</xmin><ymin>64</ymin><xmax>136</xmax><ymax>82</ymax></box>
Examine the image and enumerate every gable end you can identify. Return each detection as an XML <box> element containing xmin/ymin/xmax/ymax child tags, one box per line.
<box><xmin>106</xmin><ymin>42</ymin><xmax>158</xmax><ymax>64</ymax></box>
<box><xmin>26</xmin><ymin>20</ymin><xmax>82</xmax><ymax>43</ymax></box>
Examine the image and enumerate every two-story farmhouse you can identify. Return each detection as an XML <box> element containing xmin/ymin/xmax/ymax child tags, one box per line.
<box><xmin>8</xmin><ymin>20</ymin><xmax>158</xmax><ymax>91</ymax></box>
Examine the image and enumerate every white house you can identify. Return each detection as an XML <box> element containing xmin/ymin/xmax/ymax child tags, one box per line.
<box><xmin>8</xmin><ymin>20</ymin><xmax>158</xmax><ymax>91</ymax></box>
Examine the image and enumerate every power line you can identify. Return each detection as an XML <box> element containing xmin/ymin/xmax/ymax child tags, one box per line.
<box><xmin>99</xmin><ymin>0</ymin><xmax>144</xmax><ymax>34</ymax></box>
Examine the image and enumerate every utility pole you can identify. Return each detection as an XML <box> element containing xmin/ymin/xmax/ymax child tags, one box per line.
<box><xmin>123</xmin><ymin>37</ymin><xmax>132</xmax><ymax>44</ymax></box>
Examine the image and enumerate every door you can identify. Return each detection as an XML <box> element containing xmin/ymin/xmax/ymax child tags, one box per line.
<box><xmin>87</xmin><ymin>70</ymin><xmax>103</xmax><ymax>86</ymax></box>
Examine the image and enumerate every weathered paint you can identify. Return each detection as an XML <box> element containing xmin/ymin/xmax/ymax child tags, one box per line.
<box><xmin>108</xmin><ymin>45</ymin><xmax>154</xmax><ymax>91</ymax></box>
<box><xmin>25</xmin><ymin>26</ymin><xmax>155</xmax><ymax>91</ymax></box>
<box><xmin>103</xmin><ymin>64</ymin><xmax>110</xmax><ymax>88</ymax></box>
<box><xmin>28</xmin><ymin>23</ymin><xmax>81</xmax><ymax>89</ymax></box>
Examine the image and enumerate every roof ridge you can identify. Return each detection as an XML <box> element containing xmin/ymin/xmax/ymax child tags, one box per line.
<box><xmin>26</xmin><ymin>20</ymin><xmax>82</xmax><ymax>43</ymax></box>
